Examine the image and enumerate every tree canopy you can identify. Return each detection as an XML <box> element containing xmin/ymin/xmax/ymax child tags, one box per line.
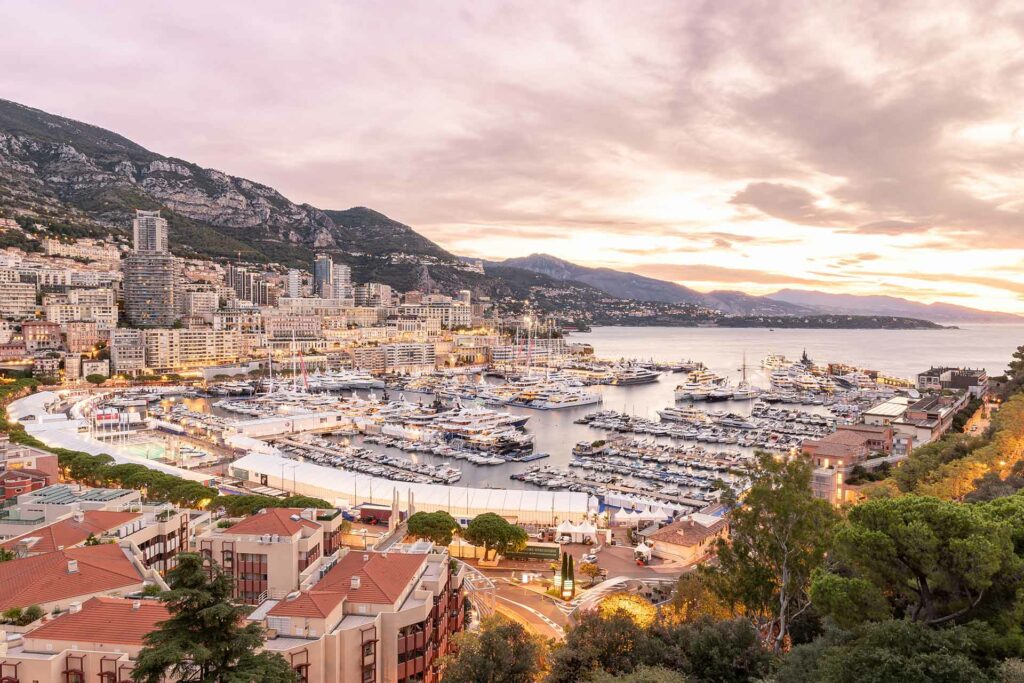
<box><xmin>463</xmin><ymin>513</ymin><xmax>527</xmax><ymax>560</ymax></box>
<box><xmin>132</xmin><ymin>553</ymin><xmax>296</xmax><ymax>683</ymax></box>
<box><xmin>703</xmin><ymin>452</ymin><xmax>838</xmax><ymax>651</ymax></box>
<box><xmin>407</xmin><ymin>510</ymin><xmax>459</xmax><ymax>546</ymax></box>
<box><xmin>814</xmin><ymin>495</ymin><xmax>1016</xmax><ymax>627</ymax></box>
<box><xmin>442</xmin><ymin>616</ymin><xmax>546</xmax><ymax>683</ymax></box>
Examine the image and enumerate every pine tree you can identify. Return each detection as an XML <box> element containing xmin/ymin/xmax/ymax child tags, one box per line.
<box><xmin>132</xmin><ymin>553</ymin><xmax>296</xmax><ymax>683</ymax></box>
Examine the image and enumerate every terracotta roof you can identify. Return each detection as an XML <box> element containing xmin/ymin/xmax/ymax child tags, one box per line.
<box><xmin>1</xmin><ymin>510</ymin><xmax>141</xmax><ymax>555</ymax></box>
<box><xmin>268</xmin><ymin>551</ymin><xmax>427</xmax><ymax>618</ymax></box>
<box><xmin>26</xmin><ymin>596</ymin><xmax>168</xmax><ymax>645</ymax></box>
<box><xmin>0</xmin><ymin>468</ymin><xmax>49</xmax><ymax>481</ymax></box>
<box><xmin>648</xmin><ymin>516</ymin><xmax>727</xmax><ymax>548</ymax></box>
<box><xmin>223</xmin><ymin>508</ymin><xmax>320</xmax><ymax>537</ymax></box>
<box><xmin>0</xmin><ymin>544</ymin><xmax>144</xmax><ymax>610</ymax></box>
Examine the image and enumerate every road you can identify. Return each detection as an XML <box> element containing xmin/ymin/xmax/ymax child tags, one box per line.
<box><xmin>492</xmin><ymin>580</ymin><xmax>568</xmax><ymax>640</ymax></box>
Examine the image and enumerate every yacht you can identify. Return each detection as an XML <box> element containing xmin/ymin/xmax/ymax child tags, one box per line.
<box><xmin>706</xmin><ymin>385</ymin><xmax>734</xmax><ymax>402</ymax></box>
<box><xmin>657</xmin><ymin>406</ymin><xmax>711</xmax><ymax>423</ymax></box>
<box><xmin>689</xmin><ymin>385</ymin><xmax>713</xmax><ymax>401</ymax></box>
<box><xmin>731</xmin><ymin>383</ymin><xmax>761</xmax><ymax>400</ymax></box>
<box><xmin>686</xmin><ymin>368</ymin><xmax>726</xmax><ymax>385</ymax></box>
<box><xmin>307</xmin><ymin>369</ymin><xmax>386</xmax><ymax>390</ymax></box>
<box><xmin>674</xmin><ymin>382</ymin><xmax>715</xmax><ymax>401</ymax></box>
<box><xmin>610</xmin><ymin>367</ymin><xmax>661</xmax><ymax>386</ymax></box>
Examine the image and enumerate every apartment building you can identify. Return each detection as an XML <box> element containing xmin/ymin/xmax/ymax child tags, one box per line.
<box><xmin>252</xmin><ymin>544</ymin><xmax>466</xmax><ymax>683</ymax></box>
<box><xmin>110</xmin><ymin>329</ymin><xmax>146</xmax><ymax>375</ymax></box>
<box><xmin>802</xmin><ymin>424</ymin><xmax>897</xmax><ymax>504</ymax></box>
<box><xmin>397</xmin><ymin>302</ymin><xmax>471</xmax><ymax>329</ymax></box>
<box><xmin>43</xmin><ymin>237</ymin><xmax>121</xmax><ymax>263</ymax></box>
<box><xmin>64</xmin><ymin>320</ymin><xmax>101</xmax><ymax>353</ymax></box>
<box><xmin>0</xmin><ymin>543</ymin><xmax>153</xmax><ymax>614</ymax></box>
<box><xmin>142</xmin><ymin>328</ymin><xmax>242</xmax><ymax>373</ymax></box>
<box><xmin>184</xmin><ymin>287</ymin><xmax>219</xmax><ymax>320</ymax></box>
<box><xmin>132</xmin><ymin>210</ymin><xmax>168</xmax><ymax>254</ymax></box>
<box><xmin>214</xmin><ymin>306</ymin><xmax>264</xmax><ymax>334</ymax></box>
<box><xmin>489</xmin><ymin>336</ymin><xmax>568</xmax><ymax>364</ymax></box>
<box><xmin>123</xmin><ymin>252</ymin><xmax>181</xmax><ymax>327</ymax></box>
<box><xmin>43</xmin><ymin>301</ymin><xmax>118</xmax><ymax>330</ymax></box>
<box><xmin>382</xmin><ymin>343</ymin><xmax>437</xmax><ymax>375</ymax></box>
<box><xmin>1</xmin><ymin>509</ymin><xmax>145</xmax><ymax>556</ymax></box>
<box><xmin>0</xmin><ymin>281</ymin><xmax>35</xmax><ymax>319</ymax></box>
<box><xmin>917</xmin><ymin>366</ymin><xmax>989</xmax><ymax>398</ymax></box>
<box><xmin>0</xmin><ymin>487</ymin><xmax>200</xmax><ymax>575</ymax></box>
<box><xmin>0</xmin><ymin>485</ymin><xmax>141</xmax><ymax>537</ymax></box>
<box><xmin>21</xmin><ymin>320</ymin><xmax>62</xmax><ymax>352</ymax></box>
<box><xmin>0</xmin><ymin>434</ymin><xmax>58</xmax><ymax>500</ymax></box>
<box><xmin>892</xmin><ymin>394</ymin><xmax>966</xmax><ymax>451</ymax></box>
<box><xmin>0</xmin><ymin>596</ymin><xmax>169</xmax><ymax>683</ymax></box>
<box><xmin>197</xmin><ymin>507</ymin><xmax>349</xmax><ymax>604</ymax></box>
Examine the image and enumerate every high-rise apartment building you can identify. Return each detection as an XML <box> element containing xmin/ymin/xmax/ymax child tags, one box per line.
<box><xmin>132</xmin><ymin>210</ymin><xmax>169</xmax><ymax>254</ymax></box>
<box><xmin>287</xmin><ymin>269</ymin><xmax>302</xmax><ymax>298</ymax></box>
<box><xmin>313</xmin><ymin>254</ymin><xmax>333</xmax><ymax>297</ymax></box>
<box><xmin>123</xmin><ymin>210</ymin><xmax>179</xmax><ymax>327</ymax></box>
<box><xmin>331</xmin><ymin>263</ymin><xmax>352</xmax><ymax>299</ymax></box>
<box><xmin>225</xmin><ymin>265</ymin><xmax>270</xmax><ymax>305</ymax></box>
<box><xmin>123</xmin><ymin>254</ymin><xmax>180</xmax><ymax>327</ymax></box>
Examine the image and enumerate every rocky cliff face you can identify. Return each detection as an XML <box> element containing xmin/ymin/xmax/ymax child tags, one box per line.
<box><xmin>0</xmin><ymin>99</ymin><xmax>448</xmax><ymax>260</ymax></box>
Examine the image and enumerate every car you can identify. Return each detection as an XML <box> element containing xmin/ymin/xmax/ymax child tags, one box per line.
<box><xmin>580</xmin><ymin>553</ymin><xmax>598</xmax><ymax>564</ymax></box>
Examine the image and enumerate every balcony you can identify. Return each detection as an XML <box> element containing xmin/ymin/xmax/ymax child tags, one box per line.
<box><xmin>396</xmin><ymin>655</ymin><xmax>425</xmax><ymax>680</ymax></box>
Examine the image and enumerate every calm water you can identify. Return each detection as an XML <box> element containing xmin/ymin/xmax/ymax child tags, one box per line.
<box><xmin>206</xmin><ymin>325</ymin><xmax>1024</xmax><ymax>490</ymax></box>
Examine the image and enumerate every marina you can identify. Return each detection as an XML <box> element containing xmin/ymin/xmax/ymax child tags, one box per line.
<box><xmin>70</xmin><ymin>325</ymin><xmax>1024</xmax><ymax>512</ymax></box>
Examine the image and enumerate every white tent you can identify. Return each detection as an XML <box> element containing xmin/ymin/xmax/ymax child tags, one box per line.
<box><xmin>576</xmin><ymin>519</ymin><xmax>598</xmax><ymax>543</ymax></box>
<box><xmin>556</xmin><ymin>519</ymin><xmax>578</xmax><ymax>539</ymax></box>
<box><xmin>634</xmin><ymin>542</ymin><xmax>652</xmax><ymax>560</ymax></box>
<box><xmin>611</xmin><ymin>508</ymin><xmax>631</xmax><ymax>524</ymax></box>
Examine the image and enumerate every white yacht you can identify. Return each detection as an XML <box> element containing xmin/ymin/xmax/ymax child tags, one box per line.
<box><xmin>657</xmin><ymin>406</ymin><xmax>711</xmax><ymax>423</ymax></box>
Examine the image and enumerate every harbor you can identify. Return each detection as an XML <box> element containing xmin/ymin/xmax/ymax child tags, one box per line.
<box><xmin>66</xmin><ymin>344</ymin><xmax>937</xmax><ymax>512</ymax></box>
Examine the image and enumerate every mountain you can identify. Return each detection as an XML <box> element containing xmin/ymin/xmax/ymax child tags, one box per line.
<box><xmin>0</xmin><ymin>98</ymin><xmax>449</xmax><ymax>265</ymax></box>
<box><xmin>766</xmin><ymin>289</ymin><xmax>1021</xmax><ymax>323</ymax></box>
<box><xmin>0</xmin><ymin>99</ymin><xmax>957</xmax><ymax>329</ymax></box>
<box><xmin>500</xmin><ymin>254</ymin><xmax>813</xmax><ymax>316</ymax></box>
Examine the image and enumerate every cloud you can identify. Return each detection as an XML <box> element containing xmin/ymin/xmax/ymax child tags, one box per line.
<box><xmin>730</xmin><ymin>182</ymin><xmax>851</xmax><ymax>225</ymax></box>
<box><xmin>3</xmin><ymin>2</ymin><xmax>1024</xmax><ymax>309</ymax></box>
<box><xmin>855</xmin><ymin>220</ymin><xmax>932</xmax><ymax>235</ymax></box>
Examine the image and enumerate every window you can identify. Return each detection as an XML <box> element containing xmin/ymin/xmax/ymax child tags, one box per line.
<box><xmin>362</xmin><ymin>642</ymin><xmax>374</xmax><ymax>658</ymax></box>
<box><xmin>267</xmin><ymin>617</ymin><xmax>291</xmax><ymax>633</ymax></box>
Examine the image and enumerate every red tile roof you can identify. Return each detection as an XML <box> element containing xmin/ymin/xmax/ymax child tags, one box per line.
<box><xmin>223</xmin><ymin>508</ymin><xmax>320</xmax><ymax>538</ymax></box>
<box><xmin>268</xmin><ymin>551</ymin><xmax>427</xmax><ymax>618</ymax></box>
<box><xmin>1</xmin><ymin>510</ymin><xmax>141</xmax><ymax>555</ymax></box>
<box><xmin>0</xmin><ymin>544</ymin><xmax>144</xmax><ymax>610</ymax></box>
<box><xmin>26</xmin><ymin>596</ymin><xmax>168</xmax><ymax>645</ymax></box>
<box><xmin>647</xmin><ymin>516</ymin><xmax>728</xmax><ymax>547</ymax></box>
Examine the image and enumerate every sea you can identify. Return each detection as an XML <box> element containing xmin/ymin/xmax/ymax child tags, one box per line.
<box><xmin>206</xmin><ymin>324</ymin><xmax>1024</xmax><ymax>491</ymax></box>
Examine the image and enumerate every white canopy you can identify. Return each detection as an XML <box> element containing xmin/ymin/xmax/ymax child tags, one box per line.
<box><xmin>634</xmin><ymin>542</ymin><xmax>652</xmax><ymax>558</ymax></box>
<box><xmin>556</xmin><ymin>519</ymin><xmax>578</xmax><ymax>535</ymax></box>
<box><xmin>231</xmin><ymin>452</ymin><xmax>588</xmax><ymax>524</ymax></box>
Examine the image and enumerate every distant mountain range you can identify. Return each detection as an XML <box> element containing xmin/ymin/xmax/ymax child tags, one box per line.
<box><xmin>764</xmin><ymin>289</ymin><xmax>1020</xmax><ymax>323</ymax></box>
<box><xmin>498</xmin><ymin>254</ymin><xmax>812</xmax><ymax>316</ymax></box>
<box><xmin>498</xmin><ymin>254</ymin><xmax>1019</xmax><ymax>322</ymax></box>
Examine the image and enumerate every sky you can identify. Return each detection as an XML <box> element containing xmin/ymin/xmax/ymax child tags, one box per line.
<box><xmin>3</xmin><ymin>2</ymin><xmax>1024</xmax><ymax>313</ymax></box>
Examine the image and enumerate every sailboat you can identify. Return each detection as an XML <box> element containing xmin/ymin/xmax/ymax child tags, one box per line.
<box><xmin>731</xmin><ymin>352</ymin><xmax>761</xmax><ymax>400</ymax></box>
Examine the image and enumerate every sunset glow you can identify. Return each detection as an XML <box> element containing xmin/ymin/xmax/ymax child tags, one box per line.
<box><xmin>5</xmin><ymin>2</ymin><xmax>1024</xmax><ymax>311</ymax></box>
